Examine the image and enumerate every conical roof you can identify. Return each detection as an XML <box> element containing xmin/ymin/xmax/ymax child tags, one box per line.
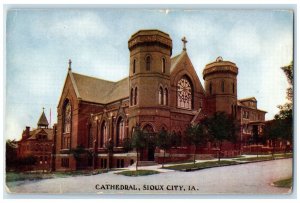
<box><xmin>37</xmin><ymin>110</ymin><xmax>49</xmax><ymax>127</ymax></box>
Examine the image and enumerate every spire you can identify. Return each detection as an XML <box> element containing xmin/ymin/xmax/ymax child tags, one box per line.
<box><xmin>68</xmin><ymin>59</ymin><xmax>72</xmax><ymax>71</ymax></box>
<box><xmin>37</xmin><ymin>108</ymin><xmax>49</xmax><ymax>128</ymax></box>
<box><xmin>181</xmin><ymin>36</ymin><xmax>188</xmax><ymax>51</ymax></box>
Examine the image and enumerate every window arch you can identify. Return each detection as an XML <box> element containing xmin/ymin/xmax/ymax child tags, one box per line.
<box><xmin>133</xmin><ymin>59</ymin><xmax>136</xmax><ymax>74</ymax></box>
<box><xmin>116</xmin><ymin>117</ymin><xmax>125</xmax><ymax>147</ymax></box>
<box><xmin>100</xmin><ymin>121</ymin><xmax>108</xmax><ymax>148</ymax></box>
<box><xmin>209</xmin><ymin>82</ymin><xmax>213</xmax><ymax>95</ymax></box>
<box><xmin>146</xmin><ymin>55</ymin><xmax>151</xmax><ymax>71</ymax></box>
<box><xmin>164</xmin><ymin>88</ymin><xmax>168</xmax><ymax>105</ymax></box>
<box><xmin>134</xmin><ymin>87</ymin><xmax>138</xmax><ymax>105</ymax></box>
<box><xmin>63</xmin><ymin>100</ymin><xmax>71</xmax><ymax>133</ymax></box>
<box><xmin>221</xmin><ymin>80</ymin><xmax>225</xmax><ymax>93</ymax></box>
<box><xmin>162</xmin><ymin>58</ymin><xmax>166</xmax><ymax>73</ymax></box>
<box><xmin>159</xmin><ymin>86</ymin><xmax>163</xmax><ymax>105</ymax></box>
<box><xmin>177</xmin><ymin>76</ymin><xmax>193</xmax><ymax>109</ymax></box>
<box><xmin>143</xmin><ymin>124</ymin><xmax>155</xmax><ymax>134</ymax></box>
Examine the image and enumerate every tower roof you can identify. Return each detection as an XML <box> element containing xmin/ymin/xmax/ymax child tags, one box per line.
<box><xmin>37</xmin><ymin>109</ymin><xmax>49</xmax><ymax>127</ymax></box>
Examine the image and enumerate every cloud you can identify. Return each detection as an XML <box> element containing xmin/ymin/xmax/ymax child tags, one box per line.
<box><xmin>30</xmin><ymin>12</ymin><xmax>109</xmax><ymax>41</ymax></box>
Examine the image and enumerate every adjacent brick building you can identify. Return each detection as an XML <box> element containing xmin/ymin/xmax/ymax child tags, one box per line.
<box><xmin>17</xmin><ymin>109</ymin><xmax>53</xmax><ymax>171</ymax></box>
<box><xmin>53</xmin><ymin>29</ymin><xmax>266</xmax><ymax>171</ymax></box>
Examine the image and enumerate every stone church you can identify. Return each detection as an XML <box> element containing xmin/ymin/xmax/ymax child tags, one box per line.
<box><xmin>53</xmin><ymin>29</ymin><xmax>266</xmax><ymax>171</ymax></box>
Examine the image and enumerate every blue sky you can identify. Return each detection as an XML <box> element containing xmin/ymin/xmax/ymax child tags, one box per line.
<box><xmin>5</xmin><ymin>8</ymin><xmax>293</xmax><ymax>140</ymax></box>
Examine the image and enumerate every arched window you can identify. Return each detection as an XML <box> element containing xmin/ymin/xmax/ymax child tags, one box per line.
<box><xmin>63</xmin><ymin>101</ymin><xmax>71</xmax><ymax>133</ymax></box>
<box><xmin>177</xmin><ymin>76</ymin><xmax>193</xmax><ymax>109</ymax></box>
<box><xmin>159</xmin><ymin>87</ymin><xmax>163</xmax><ymax>105</ymax></box>
<box><xmin>232</xmin><ymin>83</ymin><xmax>235</xmax><ymax>94</ymax></box>
<box><xmin>221</xmin><ymin>80</ymin><xmax>225</xmax><ymax>93</ymax></box>
<box><xmin>134</xmin><ymin>87</ymin><xmax>138</xmax><ymax>105</ymax></box>
<box><xmin>146</xmin><ymin>56</ymin><xmax>151</xmax><ymax>71</ymax></box>
<box><xmin>130</xmin><ymin>88</ymin><xmax>134</xmax><ymax>106</ymax></box>
<box><xmin>209</xmin><ymin>82</ymin><xmax>213</xmax><ymax>95</ymax></box>
<box><xmin>133</xmin><ymin>59</ymin><xmax>136</xmax><ymax>74</ymax></box>
<box><xmin>162</xmin><ymin>58</ymin><xmax>166</xmax><ymax>73</ymax></box>
<box><xmin>143</xmin><ymin>124</ymin><xmax>154</xmax><ymax>134</ymax></box>
<box><xmin>164</xmin><ymin>88</ymin><xmax>168</xmax><ymax>105</ymax></box>
<box><xmin>88</xmin><ymin>125</ymin><xmax>93</xmax><ymax>148</ymax></box>
<box><xmin>116</xmin><ymin>117</ymin><xmax>125</xmax><ymax>147</ymax></box>
<box><xmin>100</xmin><ymin>121</ymin><xmax>107</xmax><ymax>148</ymax></box>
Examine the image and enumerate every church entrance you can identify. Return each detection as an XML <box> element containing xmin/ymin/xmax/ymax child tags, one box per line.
<box><xmin>142</xmin><ymin>124</ymin><xmax>156</xmax><ymax>161</ymax></box>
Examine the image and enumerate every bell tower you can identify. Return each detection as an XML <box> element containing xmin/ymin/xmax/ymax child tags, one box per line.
<box><xmin>203</xmin><ymin>56</ymin><xmax>239</xmax><ymax>117</ymax></box>
<box><xmin>128</xmin><ymin>29</ymin><xmax>173</xmax><ymax>132</ymax></box>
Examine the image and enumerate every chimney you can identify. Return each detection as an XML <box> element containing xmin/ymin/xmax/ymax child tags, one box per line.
<box><xmin>25</xmin><ymin>126</ymin><xmax>30</xmax><ymax>138</ymax></box>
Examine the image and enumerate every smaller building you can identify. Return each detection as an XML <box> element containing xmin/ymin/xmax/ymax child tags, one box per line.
<box><xmin>17</xmin><ymin>109</ymin><xmax>53</xmax><ymax>171</ymax></box>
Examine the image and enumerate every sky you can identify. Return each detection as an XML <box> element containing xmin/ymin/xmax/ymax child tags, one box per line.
<box><xmin>5</xmin><ymin>8</ymin><xmax>293</xmax><ymax>140</ymax></box>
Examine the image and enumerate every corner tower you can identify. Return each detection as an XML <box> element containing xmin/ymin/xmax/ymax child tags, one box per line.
<box><xmin>203</xmin><ymin>56</ymin><xmax>238</xmax><ymax>117</ymax></box>
<box><xmin>128</xmin><ymin>29</ymin><xmax>172</xmax><ymax>133</ymax></box>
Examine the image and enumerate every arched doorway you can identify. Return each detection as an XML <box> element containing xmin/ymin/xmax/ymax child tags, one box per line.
<box><xmin>142</xmin><ymin>124</ymin><xmax>156</xmax><ymax>161</ymax></box>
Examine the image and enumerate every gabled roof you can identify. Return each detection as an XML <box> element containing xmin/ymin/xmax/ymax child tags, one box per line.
<box><xmin>170</xmin><ymin>51</ymin><xmax>185</xmax><ymax>73</ymax></box>
<box><xmin>238</xmin><ymin>97</ymin><xmax>257</xmax><ymax>102</ymax></box>
<box><xmin>67</xmin><ymin>51</ymin><xmax>195</xmax><ymax>104</ymax></box>
<box><xmin>37</xmin><ymin>111</ymin><xmax>49</xmax><ymax>127</ymax></box>
<box><xmin>25</xmin><ymin>128</ymin><xmax>53</xmax><ymax>141</ymax></box>
<box><xmin>71</xmin><ymin>72</ymin><xmax>129</xmax><ymax>104</ymax></box>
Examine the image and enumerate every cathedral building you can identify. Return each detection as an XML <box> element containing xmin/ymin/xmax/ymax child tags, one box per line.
<box><xmin>53</xmin><ymin>29</ymin><xmax>266</xmax><ymax>171</ymax></box>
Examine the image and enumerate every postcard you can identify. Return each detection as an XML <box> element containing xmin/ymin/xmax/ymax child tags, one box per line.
<box><xmin>4</xmin><ymin>7</ymin><xmax>294</xmax><ymax>195</ymax></box>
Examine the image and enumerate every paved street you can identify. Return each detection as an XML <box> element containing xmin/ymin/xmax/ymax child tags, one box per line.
<box><xmin>6</xmin><ymin>158</ymin><xmax>292</xmax><ymax>195</ymax></box>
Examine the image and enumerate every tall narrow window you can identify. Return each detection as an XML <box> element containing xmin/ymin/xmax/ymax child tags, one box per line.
<box><xmin>159</xmin><ymin>87</ymin><xmax>163</xmax><ymax>105</ymax></box>
<box><xmin>63</xmin><ymin>101</ymin><xmax>71</xmax><ymax>133</ymax></box>
<box><xmin>209</xmin><ymin>82</ymin><xmax>213</xmax><ymax>95</ymax></box>
<box><xmin>133</xmin><ymin>59</ymin><xmax>136</xmax><ymax>74</ymax></box>
<box><xmin>134</xmin><ymin>87</ymin><xmax>138</xmax><ymax>105</ymax></box>
<box><xmin>232</xmin><ymin>83</ymin><xmax>235</xmax><ymax>94</ymax></box>
<box><xmin>88</xmin><ymin>125</ymin><xmax>93</xmax><ymax>148</ymax></box>
<box><xmin>100</xmin><ymin>121</ymin><xmax>107</xmax><ymax>148</ymax></box>
<box><xmin>164</xmin><ymin>88</ymin><xmax>168</xmax><ymax>105</ymax></box>
<box><xmin>221</xmin><ymin>80</ymin><xmax>225</xmax><ymax>93</ymax></box>
<box><xmin>116</xmin><ymin>117</ymin><xmax>125</xmax><ymax>147</ymax></box>
<box><xmin>162</xmin><ymin>58</ymin><xmax>166</xmax><ymax>73</ymax></box>
<box><xmin>130</xmin><ymin>88</ymin><xmax>134</xmax><ymax>106</ymax></box>
<box><xmin>146</xmin><ymin>56</ymin><xmax>151</xmax><ymax>71</ymax></box>
<box><xmin>177</xmin><ymin>76</ymin><xmax>193</xmax><ymax>110</ymax></box>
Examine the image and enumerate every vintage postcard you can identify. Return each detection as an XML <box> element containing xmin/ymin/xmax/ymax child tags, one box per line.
<box><xmin>4</xmin><ymin>7</ymin><xmax>294</xmax><ymax>196</ymax></box>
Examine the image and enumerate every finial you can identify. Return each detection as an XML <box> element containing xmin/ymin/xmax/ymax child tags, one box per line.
<box><xmin>68</xmin><ymin>59</ymin><xmax>72</xmax><ymax>71</ymax></box>
<box><xmin>42</xmin><ymin>107</ymin><xmax>45</xmax><ymax>112</ymax></box>
<box><xmin>181</xmin><ymin>36</ymin><xmax>188</xmax><ymax>51</ymax></box>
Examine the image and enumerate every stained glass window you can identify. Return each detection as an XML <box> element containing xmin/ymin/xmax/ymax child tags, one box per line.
<box><xmin>63</xmin><ymin>102</ymin><xmax>71</xmax><ymax>133</ymax></box>
<box><xmin>177</xmin><ymin>76</ymin><xmax>192</xmax><ymax>109</ymax></box>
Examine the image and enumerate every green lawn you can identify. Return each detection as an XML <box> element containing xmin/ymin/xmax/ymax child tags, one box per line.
<box><xmin>236</xmin><ymin>153</ymin><xmax>293</xmax><ymax>162</ymax></box>
<box><xmin>6</xmin><ymin>169</ymin><xmax>109</xmax><ymax>182</ymax></box>
<box><xmin>163</xmin><ymin>160</ymin><xmax>238</xmax><ymax>171</ymax></box>
<box><xmin>116</xmin><ymin>170</ymin><xmax>160</xmax><ymax>176</ymax></box>
<box><xmin>273</xmin><ymin>177</ymin><xmax>293</xmax><ymax>188</ymax></box>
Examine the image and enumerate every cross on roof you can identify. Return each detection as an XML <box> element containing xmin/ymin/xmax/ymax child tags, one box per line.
<box><xmin>68</xmin><ymin>59</ymin><xmax>72</xmax><ymax>71</ymax></box>
<box><xmin>181</xmin><ymin>36</ymin><xmax>188</xmax><ymax>51</ymax></box>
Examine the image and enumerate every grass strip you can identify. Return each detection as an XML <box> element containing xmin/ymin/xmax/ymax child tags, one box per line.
<box><xmin>116</xmin><ymin>170</ymin><xmax>160</xmax><ymax>176</ymax></box>
<box><xmin>273</xmin><ymin>177</ymin><xmax>292</xmax><ymax>188</ymax></box>
<box><xmin>163</xmin><ymin>160</ymin><xmax>238</xmax><ymax>171</ymax></box>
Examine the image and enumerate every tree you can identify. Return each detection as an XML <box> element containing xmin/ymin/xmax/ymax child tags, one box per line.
<box><xmin>6</xmin><ymin>139</ymin><xmax>18</xmax><ymax>171</ymax></box>
<box><xmin>186</xmin><ymin>123</ymin><xmax>206</xmax><ymax>164</ymax></box>
<box><xmin>156</xmin><ymin>129</ymin><xmax>172</xmax><ymax>167</ymax></box>
<box><xmin>206</xmin><ymin>112</ymin><xmax>237</xmax><ymax>162</ymax></box>
<box><xmin>131</xmin><ymin>125</ymin><xmax>147</xmax><ymax>171</ymax></box>
<box><xmin>122</xmin><ymin>137</ymin><xmax>133</xmax><ymax>153</ymax></box>
<box><xmin>263</xmin><ymin>119</ymin><xmax>286</xmax><ymax>157</ymax></box>
<box><xmin>273</xmin><ymin>61</ymin><xmax>293</xmax><ymax>151</ymax></box>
